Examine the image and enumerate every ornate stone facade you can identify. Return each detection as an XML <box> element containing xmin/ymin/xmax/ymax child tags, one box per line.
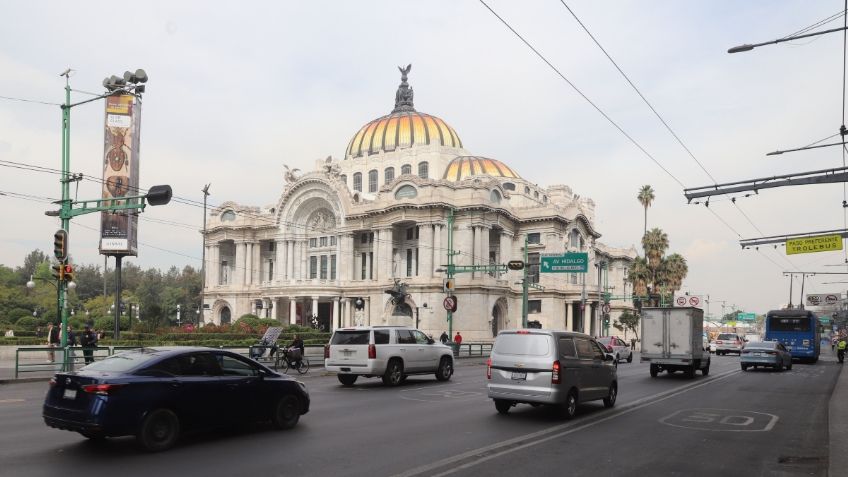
<box><xmin>201</xmin><ymin>67</ymin><xmax>637</xmax><ymax>341</ymax></box>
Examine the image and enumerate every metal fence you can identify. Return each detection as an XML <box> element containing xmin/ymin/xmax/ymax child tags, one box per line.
<box><xmin>14</xmin><ymin>345</ymin><xmax>143</xmax><ymax>378</ymax></box>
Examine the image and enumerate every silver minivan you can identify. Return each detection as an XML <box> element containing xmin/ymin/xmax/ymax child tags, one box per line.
<box><xmin>487</xmin><ymin>330</ymin><xmax>618</xmax><ymax>419</ymax></box>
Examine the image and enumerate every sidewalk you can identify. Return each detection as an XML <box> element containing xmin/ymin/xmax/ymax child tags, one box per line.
<box><xmin>829</xmin><ymin>349</ymin><xmax>847</xmax><ymax>476</ymax></box>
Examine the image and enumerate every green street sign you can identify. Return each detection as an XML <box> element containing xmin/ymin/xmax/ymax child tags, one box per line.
<box><xmin>541</xmin><ymin>253</ymin><xmax>588</xmax><ymax>273</ymax></box>
<box><xmin>736</xmin><ymin>312</ymin><xmax>756</xmax><ymax>321</ymax></box>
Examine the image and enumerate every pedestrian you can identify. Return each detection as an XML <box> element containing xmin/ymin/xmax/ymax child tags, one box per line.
<box><xmin>66</xmin><ymin>325</ymin><xmax>77</xmax><ymax>369</ymax></box>
<box><xmin>454</xmin><ymin>331</ymin><xmax>462</xmax><ymax>345</ymax></box>
<box><xmin>79</xmin><ymin>324</ymin><xmax>98</xmax><ymax>364</ymax></box>
<box><xmin>439</xmin><ymin>331</ymin><xmax>449</xmax><ymax>344</ymax></box>
<box><xmin>36</xmin><ymin>327</ymin><xmax>43</xmax><ymax>339</ymax></box>
<box><xmin>838</xmin><ymin>337</ymin><xmax>847</xmax><ymax>364</ymax></box>
<box><xmin>631</xmin><ymin>338</ymin><xmax>636</xmax><ymax>351</ymax></box>
<box><xmin>832</xmin><ymin>336</ymin><xmax>838</xmax><ymax>351</ymax></box>
<box><xmin>46</xmin><ymin>322</ymin><xmax>60</xmax><ymax>363</ymax></box>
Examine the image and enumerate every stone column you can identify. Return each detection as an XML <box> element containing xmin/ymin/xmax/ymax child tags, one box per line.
<box><xmin>383</xmin><ymin>228</ymin><xmax>394</xmax><ymax>280</ymax></box>
<box><xmin>311</xmin><ymin>296</ymin><xmax>319</xmax><ymax>325</ymax></box>
<box><xmin>246</xmin><ymin>243</ymin><xmax>254</xmax><ymax>285</ymax></box>
<box><xmin>276</xmin><ymin>240</ymin><xmax>285</xmax><ymax>282</ymax></box>
<box><xmin>234</xmin><ymin>242</ymin><xmax>246</xmax><ymax>286</ymax></box>
<box><xmin>420</xmin><ymin>224</ymin><xmax>434</xmax><ymax>278</ymax></box>
<box><xmin>433</xmin><ymin>224</ymin><xmax>443</xmax><ymax>272</ymax></box>
<box><xmin>301</xmin><ymin>241</ymin><xmax>309</xmax><ymax>280</ymax></box>
<box><xmin>564</xmin><ymin>300</ymin><xmax>571</xmax><ymax>331</ymax></box>
<box><xmin>332</xmin><ymin>298</ymin><xmax>340</xmax><ymax>331</ymax></box>
<box><xmin>341</xmin><ymin>298</ymin><xmax>350</xmax><ymax>327</ymax></box>
<box><xmin>289</xmin><ymin>298</ymin><xmax>297</xmax><ymax>325</ymax></box>
<box><xmin>365</xmin><ymin>296</ymin><xmax>371</xmax><ymax>326</ymax></box>
<box><xmin>255</xmin><ymin>242</ymin><xmax>263</xmax><ymax>284</ymax></box>
<box><xmin>287</xmin><ymin>240</ymin><xmax>295</xmax><ymax>281</ymax></box>
<box><xmin>481</xmin><ymin>225</ymin><xmax>490</xmax><ymax>267</ymax></box>
<box><xmin>472</xmin><ymin>226</ymin><xmax>483</xmax><ymax>278</ymax></box>
<box><xmin>365</xmin><ymin>250</ymin><xmax>372</xmax><ymax>281</ymax></box>
<box><xmin>500</xmin><ymin>233</ymin><xmax>512</xmax><ymax>265</ymax></box>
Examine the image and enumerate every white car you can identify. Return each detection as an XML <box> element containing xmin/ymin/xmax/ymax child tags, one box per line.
<box><xmin>596</xmin><ymin>336</ymin><xmax>633</xmax><ymax>364</ymax></box>
<box><xmin>324</xmin><ymin>326</ymin><xmax>454</xmax><ymax>386</ymax></box>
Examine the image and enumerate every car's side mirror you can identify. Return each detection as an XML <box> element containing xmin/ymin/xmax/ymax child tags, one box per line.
<box><xmin>427</xmin><ymin>338</ymin><xmax>435</xmax><ymax>345</ymax></box>
<box><xmin>604</xmin><ymin>354</ymin><xmax>614</xmax><ymax>361</ymax></box>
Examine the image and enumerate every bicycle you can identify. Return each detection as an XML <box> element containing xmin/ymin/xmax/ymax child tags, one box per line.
<box><xmin>279</xmin><ymin>347</ymin><xmax>310</xmax><ymax>374</ymax></box>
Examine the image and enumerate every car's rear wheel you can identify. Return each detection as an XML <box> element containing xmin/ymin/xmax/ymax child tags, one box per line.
<box><xmin>626</xmin><ymin>353</ymin><xmax>633</xmax><ymax>363</ymax></box>
<box><xmin>494</xmin><ymin>399</ymin><xmax>512</xmax><ymax>415</ymax></box>
<box><xmin>787</xmin><ymin>361</ymin><xmax>793</xmax><ymax>370</ymax></box>
<box><xmin>436</xmin><ymin>357</ymin><xmax>453</xmax><ymax>381</ymax></box>
<box><xmin>338</xmin><ymin>374</ymin><xmax>357</xmax><ymax>386</ymax></box>
<box><xmin>137</xmin><ymin>408</ymin><xmax>180</xmax><ymax>452</ymax></box>
<box><xmin>603</xmin><ymin>383</ymin><xmax>617</xmax><ymax>408</ymax></box>
<box><xmin>382</xmin><ymin>359</ymin><xmax>404</xmax><ymax>386</ymax></box>
<box><xmin>685</xmin><ymin>365</ymin><xmax>695</xmax><ymax>379</ymax></box>
<box><xmin>741</xmin><ymin>364</ymin><xmax>748</xmax><ymax>371</ymax></box>
<box><xmin>561</xmin><ymin>390</ymin><xmax>578</xmax><ymax>419</ymax></box>
<box><xmin>775</xmin><ymin>362</ymin><xmax>783</xmax><ymax>372</ymax></box>
<box><xmin>271</xmin><ymin>394</ymin><xmax>301</xmax><ymax>430</ymax></box>
<box><xmin>650</xmin><ymin>364</ymin><xmax>658</xmax><ymax>377</ymax></box>
<box><xmin>702</xmin><ymin>362</ymin><xmax>710</xmax><ymax>376</ymax></box>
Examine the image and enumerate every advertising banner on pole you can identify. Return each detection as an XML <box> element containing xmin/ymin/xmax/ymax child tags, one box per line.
<box><xmin>99</xmin><ymin>94</ymin><xmax>140</xmax><ymax>256</ymax></box>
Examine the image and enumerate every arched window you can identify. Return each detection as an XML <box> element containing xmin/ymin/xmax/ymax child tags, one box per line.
<box><xmin>220</xmin><ymin>307</ymin><xmax>231</xmax><ymax>325</ymax></box>
<box><xmin>368</xmin><ymin>169</ymin><xmax>378</xmax><ymax>193</ymax></box>
<box><xmin>503</xmin><ymin>182</ymin><xmax>516</xmax><ymax>191</ymax></box>
<box><xmin>384</xmin><ymin>167</ymin><xmax>395</xmax><ymax>184</ymax></box>
<box><xmin>418</xmin><ymin>162</ymin><xmax>429</xmax><ymax>179</ymax></box>
<box><xmin>221</xmin><ymin>210</ymin><xmax>236</xmax><ymax>222</ymax></box>
<box><xmin>401</xmin><ymin>164</ymin><xmax>412</xmax><ymax>175</ymax></box>
<box><xmin>353</xmin><ymin>172</ymin><xmax>362</xmax><ymax>192</ymax></box>
<box><xmin>490</xmin><ymin>190</ymin><xmax>502</xmax><ymax>203</ymax></box>
<box><xmin>394</xmin><ymin>185</ymin><xmax>418</xmax><ymax>199</ymax></box>
<box><xmin>524</xmin><ymin>186</ymin><xmax>530</xmax><ymax>194</ymax></box>
<box><xmin>340</xmin><ymin>174</ymin><xmax>347</xmax><ymax>186</ymax></box>
<box><xmin>570</xmin><ymin>229</ymin><xmax>581</xmax><ymax>249</ymax></box>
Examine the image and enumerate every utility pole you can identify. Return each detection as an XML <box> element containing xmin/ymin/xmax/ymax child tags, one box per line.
<box><xmin>200</xmin><ymin>184</ymin><xmax>210</xmax><ymax>325</ymax></box>
<box><xmin>446</xmin><ymin>208</ymin><xmax>456</xmax><ymax>337</ymax></box>
<box><xmin>521</xmin><ymin>234</ymin><xmax>528</xmax><ymax>328</ymax></box>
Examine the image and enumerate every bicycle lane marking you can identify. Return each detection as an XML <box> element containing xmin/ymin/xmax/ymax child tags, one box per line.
<box><xmin>393</xmin><ymin>368</ymin><xmax>741</xmax><ymax>477</ymax></box>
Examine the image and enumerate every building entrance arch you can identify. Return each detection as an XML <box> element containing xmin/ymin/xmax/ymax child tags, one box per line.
<box><xmin>492</xmin><ymin>298</ymin><xmax>508</xmax><ymax>337</ymax></box>
<box><xmin>220</xmin><ymin>307</ymin><xmax>231</xmax><ymax>325</ymax></box>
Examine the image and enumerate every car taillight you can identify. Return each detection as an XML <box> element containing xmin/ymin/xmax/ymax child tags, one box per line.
<box><xmin>81</xmin><ymin>384</ymin><xmax>126</xmax><ymax>395</ymax></box>
<box><xmin>368</xmin><ymin>344</ymin><xmax>376</xmax><ymax>359</ymax></box>
<box><xmin>486</xmin><ymin>358</ymin><xmax>492</xmax><ymax>379</ymax></box>
<box><xmin>717</xmin><ymin>340</ymin><xmax>723</xmax><ymax>344</ymax></box>
<box><xmin>765</xmin><ymin>351</ymin><xmax>777</xmax><ymax>355</ymax></box>
<box><xmin>551</xmin><ymin>360</ymin><xmax>561</xmax><ymax>384</ymax></box>
<box><xmin>324</xmin><ymin>344</ymin><xmax>330</xmax><ymax>359</ymax></box>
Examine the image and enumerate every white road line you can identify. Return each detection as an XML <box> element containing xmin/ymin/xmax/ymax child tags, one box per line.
<box><xmin>0</xmin><ymin>399</ymin><xmax>25</xmax><ymax>404</ymax></box>
<box><xmin>393</xmin><ymin>368</ymin><xmax>741</xmax><ymax>477</ymax></box>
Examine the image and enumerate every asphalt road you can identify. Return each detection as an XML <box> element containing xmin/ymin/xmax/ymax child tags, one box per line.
<box><xmin>0</xmin><ymin>352</ymin><xmax>839</xmax><ymax>477</ymax></box>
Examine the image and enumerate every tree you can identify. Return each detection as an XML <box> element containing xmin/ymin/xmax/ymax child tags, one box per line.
<box><xmin>617</xmin><ymin>310</ymin><xmax>640</xmax><ymax>340</ymax></box>
<box><xmin>637</xmin><ymin>185</ymin><xmax>655</xmax><ymax>239</ymax></box>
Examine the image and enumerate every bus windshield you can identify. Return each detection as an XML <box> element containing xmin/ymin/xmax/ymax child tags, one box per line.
<box><xmin>767</xmin><ymin>317</ymin><xmax>811</xmax><ymax>332</ymax></box>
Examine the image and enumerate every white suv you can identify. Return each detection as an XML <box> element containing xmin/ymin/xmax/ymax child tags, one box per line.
<box><xmin>324</xmin><ymin>326</ymin><xmax>454</xmax><ymax>386</ymax></box>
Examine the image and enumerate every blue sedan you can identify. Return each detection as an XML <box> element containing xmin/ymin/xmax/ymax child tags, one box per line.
<box><xmin>43</xmin><ymin>347</ymin><xmax>310</xmax><ymax>451</ymax></box>
<box><xmin>740</xmin><ymin>341</ymin><xmax>793</xmax><ymax>372</ymax></box>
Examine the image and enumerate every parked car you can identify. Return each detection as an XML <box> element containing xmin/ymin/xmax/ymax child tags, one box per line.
<box><xmin>43</xmin><ymin>347</ymin><xmax>310</xmax><ymax>451</ymax></box>
<box><xmin>741</xmin><ymin>341</ymin><xmax>793</xmax><ymax>371</ymax></box>
<box><xmin>324</xmin><ymin>326</ymin><xmax>454</xmax><ymax>386</ymax></box>
<box><xmin>709</xmin><ymin>340</ymin><xmax>717</xmax><ymax>354</ymax></box>
<box><xmin>487</xmin><ymin>329</ymin><xmax>617</xmax><ymax>419</ymax></box>
<box><xmin>596</xmin><ymin>336</ymin><xmax>633</xmax><ymax>364</ymax></box>
<box><xmin>715</xmin><ymin>333</ymin><xmax>745</xmax><ymax>355</ymax></box>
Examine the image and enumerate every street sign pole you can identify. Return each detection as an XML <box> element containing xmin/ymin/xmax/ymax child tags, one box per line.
<box><xmin>522</xmin><ymin>235</ymin><xmax>528</xmax><ymax>328</ymax></box>
<box><xmin>446</xmin><ymin>208</ymin><xmax>455</xmax><ymax>337</ymax></box>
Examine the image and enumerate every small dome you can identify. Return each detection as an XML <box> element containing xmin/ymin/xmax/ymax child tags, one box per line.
<box><xmin>443</xmin><ymin>156</ymin><xmax>521</xmax><ymax>182</ymax></box>
<box><xmin>346</xmin><ymin>111</ymin><xmax>462</xmax><ymax>158</ymax></box>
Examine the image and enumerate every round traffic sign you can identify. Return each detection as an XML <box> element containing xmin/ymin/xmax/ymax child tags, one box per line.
<box><xmin>689</xmin><ymin>296</ymin><xmax>700</xmax><ymax>307</ymax></box>
<box><xmin>443</xmin><ymin>296</ymin><xmax>458</xmax><ymax>312</ymax></box>
<box><xmin>602</xmin><ymin>304</ymin><xmax>611</xmax><ymax>314</ymax></box>
<box><xmin>676</xmin><ymin>296</ymin><xmax>687</xmax><ymax>306</ymax></box>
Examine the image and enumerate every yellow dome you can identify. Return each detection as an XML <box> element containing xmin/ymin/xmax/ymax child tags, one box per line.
<box><xmin>443</xmin><ymin>156</ymin><xmax>521</xmax><ymax>182</ymax></box>
<box><xmin>346</xmin><ymin>111</ymin><xmax>462</xmax><ymax>158</ymax></box>
<box><xmin>346</xmin><ymin>64</ymin><xmax>463</xmax><ymax>158</ymax></box>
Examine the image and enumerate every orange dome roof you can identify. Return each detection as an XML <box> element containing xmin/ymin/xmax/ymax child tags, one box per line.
<box><xmin>346</xmin><ymin>111</ymin><xmax>462</xmax><ymax>158</ymax></box>
<box><xmin>443</xmin><ymin>156</ymin><xmax>520</xmax><ymax>182</ymax></box>
<box><xmin>346</xmin><ymin>65</ymin><xmax>463</xmax><ymax>158</ymax></box>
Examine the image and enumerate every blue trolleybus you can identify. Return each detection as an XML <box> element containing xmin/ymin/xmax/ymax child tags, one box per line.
<box><xmin>764</xmin><ymin>309</ymin><xmax>820</xmax><ymax>363</ymax></box>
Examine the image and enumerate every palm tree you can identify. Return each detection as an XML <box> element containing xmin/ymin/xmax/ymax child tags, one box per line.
<box><xmin>627</xmin><ymin>257</ymin><xmax>650</xmax><ymax>297</ymax></box>
<box><xmin>637</xmin><ymin>185</ymin><xmax>655</xmax><ymax>239</ymax></box>
<box><xmin>642</xmin><ymin>228</ymin><xmax>669</xmax><ymax>272</ymax></box>
<box><xmin>662</xmin><ymin>253</ymin><xmax>688</xmax><ymax>291</ymax></box>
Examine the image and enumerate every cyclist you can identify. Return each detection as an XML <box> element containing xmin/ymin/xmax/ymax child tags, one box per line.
<box><xmin>288</xmin><ymin>334</ymin><xmax>305</xmax><ymax>368</ymax></box>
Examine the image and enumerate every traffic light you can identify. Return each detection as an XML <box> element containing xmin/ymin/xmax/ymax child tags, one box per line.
<box><xmin>53</xmin><ymin>229</ymin><xmax>68</xmax><ymax>262</ymax></box>
<box><xmin>63</xmin><ymin>264</ymin><xmax>74</xmax><ymax>283</ymax></box>
<box><xmin>507</xmin><ymin>260</ymin><xmax>525</xmax><ymax>271</ymax></box>
<box><xmin>51</xmin><ymin>263</ymin><xmax>63</xmax><ymax>281</ymax></box>
<box><xmin>603</xmin><ymin>313</ymin><xmax>610</xmax><ymax>326</ymax></box>
<box><xmin>443</xmin><ymin>278</ymin><xmax>455</xmax><ymax>293</ymax></box>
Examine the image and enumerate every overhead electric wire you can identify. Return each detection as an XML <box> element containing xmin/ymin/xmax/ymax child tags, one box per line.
<box><xmin>0</xmin><ymin>94</ymin><xmax>61</xmax><ymax>107</ymax></box>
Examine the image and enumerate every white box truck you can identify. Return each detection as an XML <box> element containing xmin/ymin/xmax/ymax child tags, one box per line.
<box><xmin>640</xmin><ymin>307</ymin><xmax>711</xmax><ymax>378</ymax></box>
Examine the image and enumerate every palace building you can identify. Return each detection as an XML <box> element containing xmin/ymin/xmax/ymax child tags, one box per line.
<box><xmin>201</xmin><ymin>66</ymin><xmax>637</xmax><ymax>341</ymax></box>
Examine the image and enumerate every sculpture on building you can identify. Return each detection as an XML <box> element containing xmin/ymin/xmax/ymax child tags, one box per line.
<box><xmin>284</xmin><ymin>164</ymin><xmax>302</xmax><ymax>183</ymax></box>
<box><xmin>393</xmin><ymin>64</ymin><xmax>414</xmax><ymax>113</ymax></box>
<box><xmin>323</xmin><ymin>155</ymin><xmax>341</xmax><ymax>176</ymax></box>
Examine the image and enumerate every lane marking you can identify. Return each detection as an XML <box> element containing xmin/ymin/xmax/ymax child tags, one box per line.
<box><xmin>393</xmin><ymin>368</ymin><xmax>741</xmax><ymax>477</ymax></box>
<box><xmin>0</xmin><ymin>399</ymin><xmax>25</xmax><ymax>404</ymax></box>
<box><xmin>660</xmin><ymin>408</ymin><xmax>778</xmax><ymax>432</ymax></box>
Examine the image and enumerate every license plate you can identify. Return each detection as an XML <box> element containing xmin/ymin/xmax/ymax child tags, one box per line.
<box><xmin>786</xmin><ymin>346</ymin><xmax>793</xmax><ymax>351</ymax></box>
<box><xmin>754</xmin><ymin>352</ymin><xmax>763</xmax><ymax>357</ymax></box>
<box><xmin>511</xmin><ymin>372</ymin><xmax>526</xmax><ymax>380</ymax></box>
<box><xmin>63</xmin><ymin>389</ymin><xmax>77</xmax><ymax>400</ymax></box>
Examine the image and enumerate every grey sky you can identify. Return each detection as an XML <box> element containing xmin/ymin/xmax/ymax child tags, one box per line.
<box><xmin>0</xmin><ymin>1</ymin><xmax>844</xmax><ymax>316</ymax></box>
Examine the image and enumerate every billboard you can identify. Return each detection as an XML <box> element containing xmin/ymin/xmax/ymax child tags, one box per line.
<box><xmin>99</xmin><ymin>94</ymin><xmax>141</xmax><ymax>256</ymax></box>
<box><xmin>806</xmin><ymin>293</ymin><xmax>840</xmax><ymax>307</ymax></box>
